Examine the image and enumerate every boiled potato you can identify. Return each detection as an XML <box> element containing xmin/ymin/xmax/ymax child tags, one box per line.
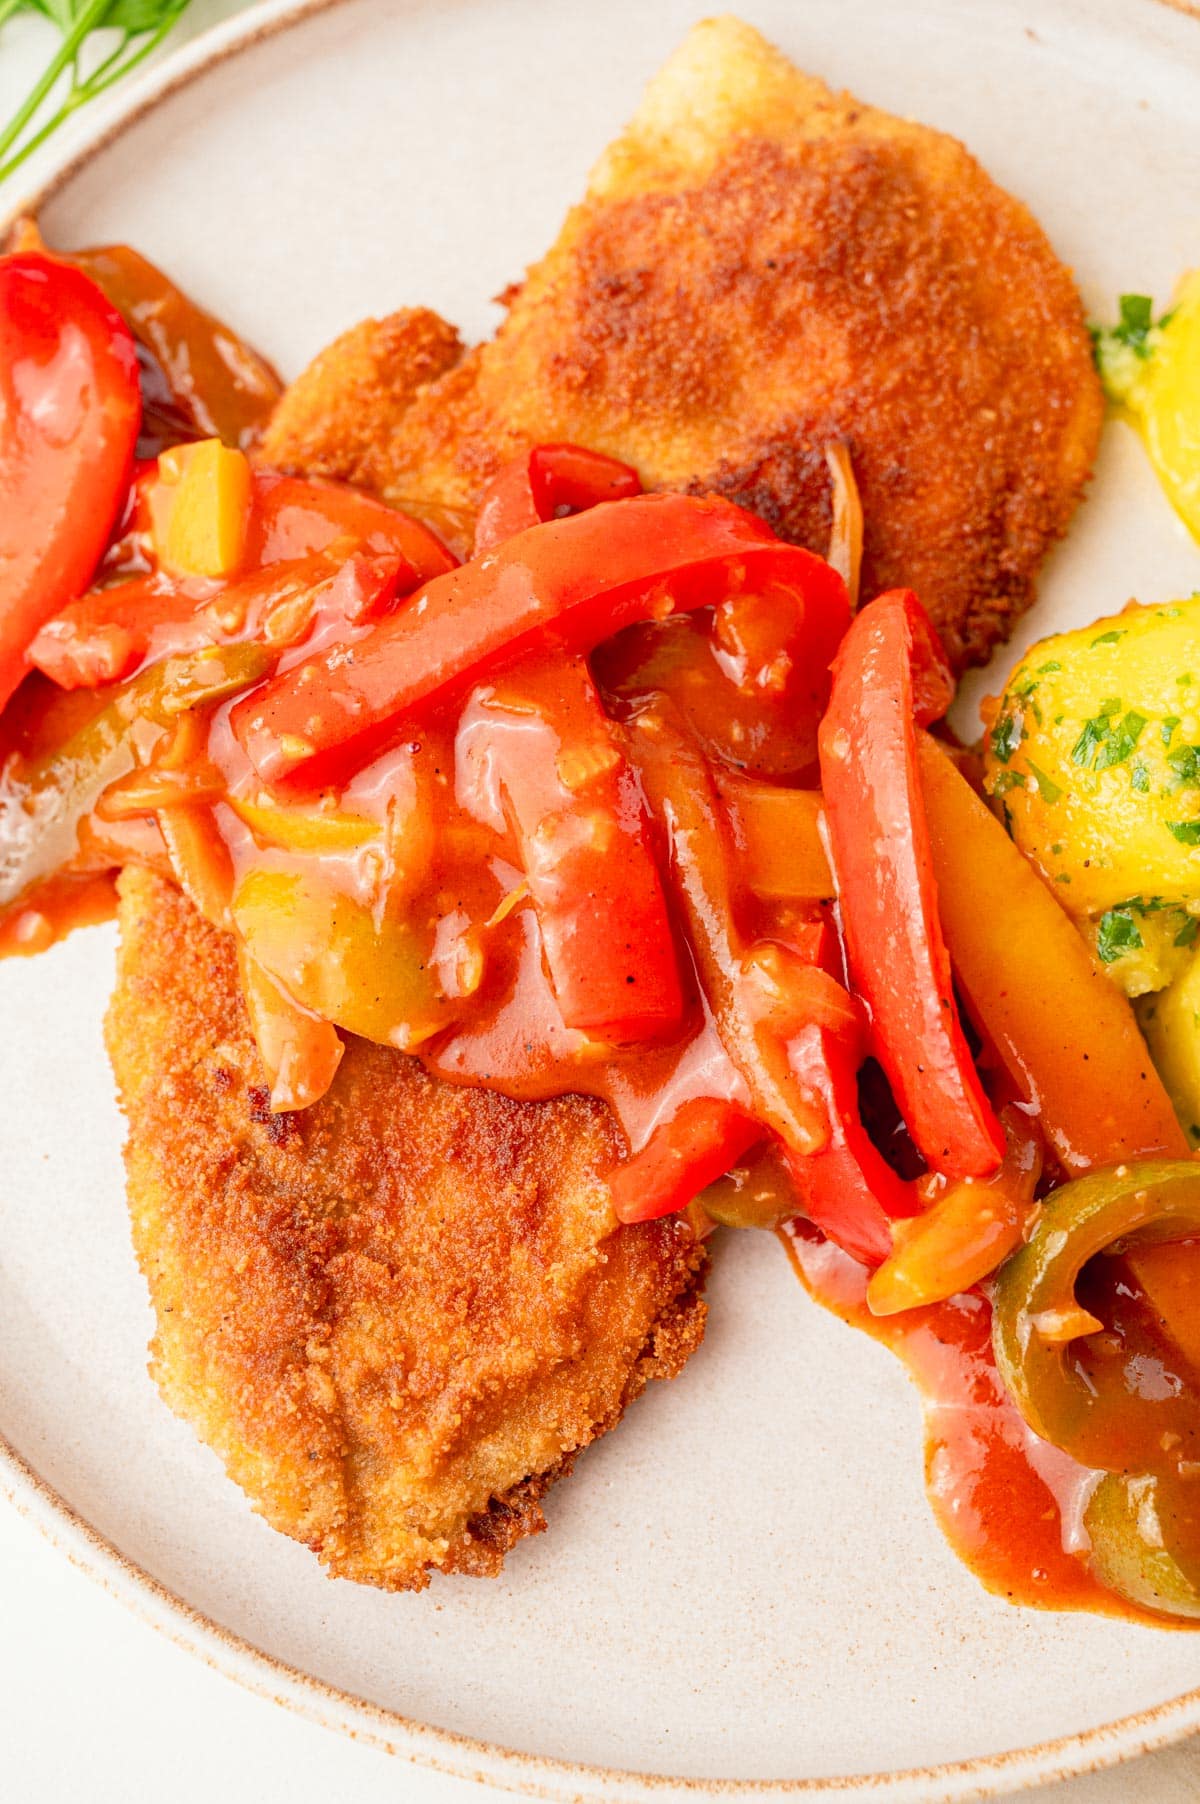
<box><xmin>1095</xmin><ymin>272</ymin><xmax>1200</xmax><ymax>542</ymax></box>
<box><xmin>982</xmin><ymin>596</ymin><xmax>1200</xmax><ymax>926</ymax></box>
<box><xmin>1139</xmin><ymin>956</ymin><xmax>1200</xmax><ymax>1148</ymax></box>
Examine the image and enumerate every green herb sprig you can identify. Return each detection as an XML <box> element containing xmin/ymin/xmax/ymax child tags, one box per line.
<box><xmin>0</xmin><ymin>0</ymin><xmax>193</xmax><ymax>186</ymax></box>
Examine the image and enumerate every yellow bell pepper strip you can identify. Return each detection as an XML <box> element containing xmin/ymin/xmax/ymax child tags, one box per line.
<box><xmin>867</xmin><ymin>1108</ymin><xmax>1043</xmax><ymax>1316</ymax></box>
<box><xmin>1124</xmin><ymin>1241</ymin><xmax>1200</xmax><ymax>1375</ymax></box>
<box><xmin>715</xmin><ymin>775</ymin><xmax>832</xmax><ymax>900</ymax></box>
<box><xmin>156</xmin><ymin>439</ymin><xmax>253</xmax><ymax>579</ymax></box>
<box><xmin>227</xmin><ymin>797</ymin><xmax>377</xmax><ymax>855</ymax></box>
<box><xmin>819</xmin><ymin>589</ymin><xmax>1005</xmax><ymax>1180</ymax></box>
<box><xmin>157</xmin><ymin>803</ymin><xmax>235</xmax><ymax>930</ymax></box>
<box><xmin>231</xmin><ymin>868</ymin><xmax>452</xmax><ymax>1053</ymax></box>
<box><xmin>917</xmin><ymin>731</ymin><xmax>1190</xmax><ymax>1172</ymax></box>
<box><xmin>474</xmin><ymin>443</ymin><xmax>642</xmax><ymax>553</ymax></box>
<box><xmin>992</xmin><ymin>1159</ymin><xmax>1200</xmax><ymax>1469</ymax></box>
<box><xmin>232</xmin><ymin>493</ymin><xmax>850</xmax><ymax>790</ymax></box>
<box><xmin>236</xmin><ymin>939</ymin><xmax>344</xmax><ymax>1114</ymax></box>
<box><xmin>1083</xmin><ymin>1470</ymin><xmax>1200</xmax><ymax>1622</ymax></box>
<box><xmin>608</xmin><ymin>1099</ymin><xmax>762</xmax><ymax>1225</ymax></box>
<box><xmin>0</xmin><ymin>254</ymin><xmax>141</xmax><ymax>710</ymax></box>
<box><xmin>458</xmin><ymin>656</ymin><xmax>684</xmax><ymax>1040</ymax></box>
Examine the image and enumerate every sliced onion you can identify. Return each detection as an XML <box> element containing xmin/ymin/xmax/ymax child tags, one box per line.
<box><xmin>824</xmin><ymin>441</ymin><xmax>863</xmax><ymax>612</ymax></box>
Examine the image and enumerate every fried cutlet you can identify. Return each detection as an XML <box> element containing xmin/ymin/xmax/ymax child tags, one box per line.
<box><xmin>107</xmin><ymin>18</ymin><xmax>1101</xmax><ymax>1589</ymax></box>
<box><xmin>106</xmin><ymin>868</ymin><xmax>705</xmax><ymax>1589</ymax></box>
<box><xmin>262</xmin><ymin>14</ymin><xmax>1103</xmax><ymax>670</ymax></box>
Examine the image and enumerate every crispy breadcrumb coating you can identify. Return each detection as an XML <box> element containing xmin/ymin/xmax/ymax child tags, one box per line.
<box><xmin>263</xmin><ymin>16</ymin><xmax>1102</xmax><ymax>668</ymax></box>
<box><xmin>261</xmin><ymin>307</ymin><xmax>464</xmax><ymax>490</ymax></box>
<box><xmin>106</xmin><ymin>869</ymin><xmax>705</xmax><ymax>1588</ymax></box>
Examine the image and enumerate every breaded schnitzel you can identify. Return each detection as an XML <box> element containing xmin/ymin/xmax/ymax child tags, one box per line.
<box><xmin>103</xmin><ymin>17</ymin><xmax>1099</xmax><ymax>1589</ymax></box>
<box><xmin>107</xmin><ymin>868</ymin><xmax>705</xmax><ymax>1588</ymax></box>
<box><xmin>262</xmin><ymin>15</ymin><xmax>1103</xmax><ymax>670</ymax></box>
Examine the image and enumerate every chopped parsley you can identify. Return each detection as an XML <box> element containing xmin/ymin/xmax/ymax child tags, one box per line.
<box><xmin>1092</xmin><ymin>294</ymin><xmax>1173</xmax><ymax>400</ymax></box>
<box><xmin>990</xmin><ymin>710</ymin><xmax>1024</xmax><ymax>764</ymax></box>
<box><xmin>1096</xmin><ymin>907</ymin><xmax>1144</xmax><ymax>963</ymax></box>
<box><xmin>1071</xmin><ymin>701</ymin><xmax>1144</xmax><ymax>771</ymax></box>
<box><xmin>1026</xmin><ymin>760</ymin><xmax>1063</xmax><ymax>804</ymax></box>
<box><xmin>1072</xmin><ymin>713</ymin><xmax>1110</xmax><ymax>768</ymax></box>
<box><xmin>1098</xmin><ymin>293</ymin><xmax>1156</xmax><ymax>358</ymax></box>
<box><xmin>1163</xmin><ymin>716</ymin><xmax>1181</xmax><ymax>747</ymax></box>
<box><xmin>1090</xmin><ymin>629</ymin><xmax>1126</xmax><ymax>648</ymax></box>
<box><xmin>990</xmin><ymin>769</ymin><xmax>1026</xmax><ymax>795</ymax></box>
<box><xmin>1096</xmin><ymin>711</ymin><xmax>1147</xmax><ymax>771</ymax></box>
<box><xmin>1167</xmin><ymin>821</ymin><xmax>1200</xmax><ymax>845</ymax></box>
<box><xmin>1131</xmin><ymin>761</ymin><xmax>1150</xmax><ymax>794</ymax></box>
<box><xmin>1167</xmin><ymin>744</ymin><xmax>1200</xmax><ymax>786</ymax></box>
<box><xmin>1037</xmin><ymin>660</ymin><xmax>1062</xmax><ymax>675</ymax></box>
<box><xmin>1176</xmin><ymin>917</ymin><xmax>1200</xmax><ymax>950</ymax></box>
<box><xmin>1007</xmin><ymin>674</ymin><xmax>1045</xmax><ymax>726</ymax></box>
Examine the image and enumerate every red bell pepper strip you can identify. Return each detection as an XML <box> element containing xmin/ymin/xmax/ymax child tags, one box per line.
<box><xmin>28</xmin><ymin>462</ymin><xmax>450</xmax><ymax>690</ymax></box>
<box><xmin>787</xmin><ymin>1021</ymin><xmax>918</xmax><ymax>1267</ymax></box>
<box><xmin>818</xmin><ymin>589</ymin><xmax>1005</xmax><ymax>1181</ymax></box>
<box><xmin>609</xmin><ymin>1099</ymin><xmax>762</xmax><ymax>1224</ymax></box>
<box><xmin>232</xmin><ymin>493</ymin><xmax>850</xmax><ymax>789</ymax></box>
<box><xmin>245</xmin><ymin>472</ymin><xmax>457</xmax><ymax>581</ymax></box>
<box><xmin>782</xmin><ymin>911</ymin><xmax>919</xmax><ymax>1266</ymax></box>
<box><xmin>474</xmin><ymin>444</ymin><xmax>642</xmax><ymax>553</ymax></box>
<box><xmin>457</xmin><ymin>655</ymin><xmax>683</xmax><ymax>1040</ymax></box>
<box><xmin>0</xmin><ymin>254</ymin><xmax>141</xmax><ymax>710</ymax></box>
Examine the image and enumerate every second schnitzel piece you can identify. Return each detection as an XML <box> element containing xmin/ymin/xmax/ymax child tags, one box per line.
<box><xmin>106</xmin><ymin>868</ymin><xmax>706</xmax><ymax>1589</ymax></box>
<box><xmin>264</xmin><ymin>15</ymin><xmax>1102</xmax><ymax>669</ymax></box>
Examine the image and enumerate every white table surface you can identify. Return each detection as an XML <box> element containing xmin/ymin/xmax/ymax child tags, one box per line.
<box><xmin>1</xmin><ymin>5</ymin><xmax>1199</xmax><ymax>1799</ymax></box>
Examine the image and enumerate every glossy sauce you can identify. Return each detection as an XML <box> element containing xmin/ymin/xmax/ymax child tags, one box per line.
<box><xmin>779</xmin><ymin>1215</ymin><xmax>1200</xmax><ymax>1622</ymax></box>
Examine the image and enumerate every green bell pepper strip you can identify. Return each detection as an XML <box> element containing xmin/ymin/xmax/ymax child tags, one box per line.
<box><xmin>992</xmin><ymin>1159</ymin><xmax>1200</xmax><ymax>1466</ymax></box>
<box><xmin>0</xmin><ymin>642</ymin><xmax>271</xmax><ymax>908</ymax></box>
<box><xmin>1084</xmin><ymin>1470</ymin><xmax>1200</xmax><ymax>1621</ymax></box>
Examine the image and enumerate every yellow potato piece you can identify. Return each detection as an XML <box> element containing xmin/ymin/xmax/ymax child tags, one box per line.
<box><xmin>982</xmin><ymin>595</ymin><xmax>1200</xmax><ymax>917</ymax></box>
<box><xmin>1138</xmin><ymin>953</ymin><xmax>1200</xmax><ymax>1148</ymax></box>
<box><xmin>1102</xmin><ymin>271</ymin><xmax>1200</xmax><ymax>542</ymax></box>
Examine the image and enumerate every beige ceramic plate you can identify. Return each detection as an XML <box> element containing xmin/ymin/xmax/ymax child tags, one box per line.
<box><xmin>3</xmin><ymin>0</ymin><xmax>1200</xmax><ymax>1797</ymax></box>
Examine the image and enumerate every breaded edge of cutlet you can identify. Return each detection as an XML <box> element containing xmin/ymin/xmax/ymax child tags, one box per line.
<box><xmin>106</xmin><ymin>867</ymin><xmax>708</xmax><ymax>1589</ymax></box>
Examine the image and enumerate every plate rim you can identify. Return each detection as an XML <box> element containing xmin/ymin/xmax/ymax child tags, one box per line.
<box><xmin>3</xmin><ymin>0</ymin><xmax>1200</xmax><ymax>1795</ymax></box>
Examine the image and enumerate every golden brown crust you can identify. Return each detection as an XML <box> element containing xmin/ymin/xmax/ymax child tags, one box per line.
<box><xmin>259</xmin><ymin>307</ymin><xmax>465</xmax><ymax>490</ymax></box>
<box><xmin>266</xmin><ymin>18</ymin><xmax>1102</xmax><ymax>669</ymax></box>
<box><xmin>106</xmin><ymin>868</ymin><xmax>706</xmax><ymax>1589</ymax></box>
